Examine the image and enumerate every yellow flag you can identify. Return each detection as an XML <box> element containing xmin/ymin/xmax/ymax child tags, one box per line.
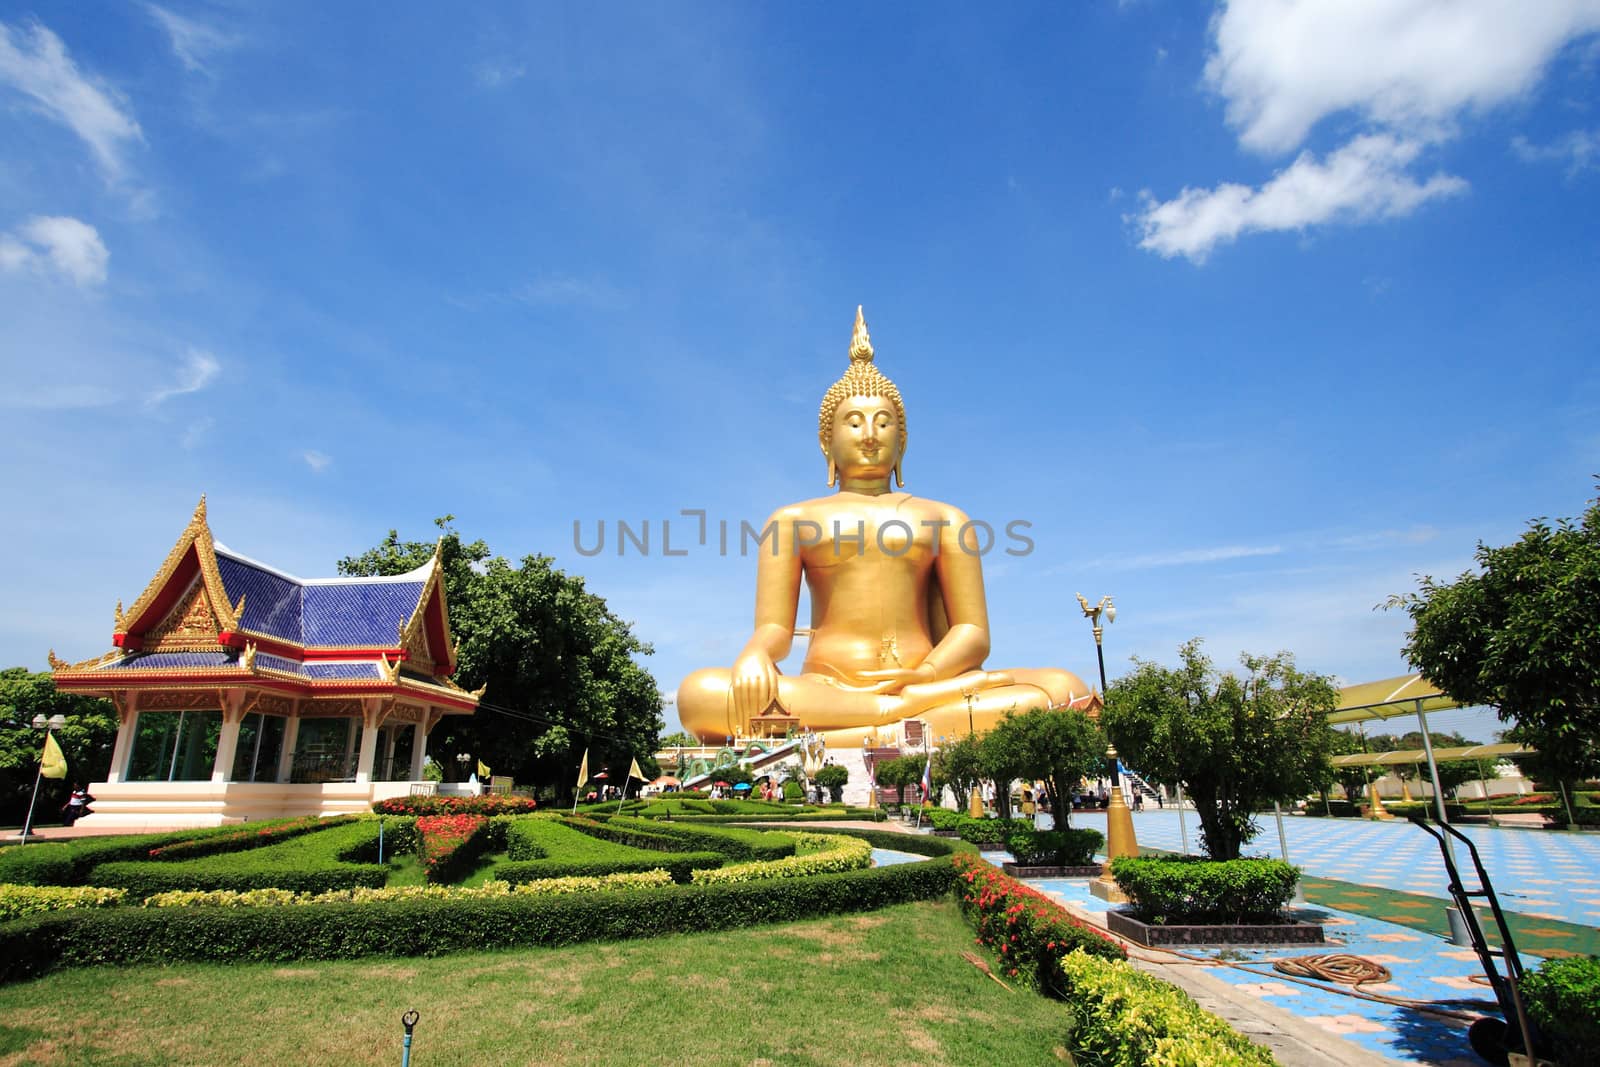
<box><xmin>576</xmin><ymin>749</ymin><xmax>589</xmax><ymax>787</ymax></box>
<box><xmin>628</xmin><ymin>757</ymin><xmax>644</xmax><ymax>781</ymax></box>
<box><xmin>477</xmin><ymin>760</ymin><xmax>490</xmax><ymax>779</ymax></box>
<box><xmin>41</xmin><ymin>733</ymin><xmax>68</xmax><ymax>780</ymax></box>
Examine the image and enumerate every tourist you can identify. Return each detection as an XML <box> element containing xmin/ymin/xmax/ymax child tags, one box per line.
<box><xmin>61</xmin><ymin>783</ymin><xmax>94</xmax><ymax>826</ymax></box>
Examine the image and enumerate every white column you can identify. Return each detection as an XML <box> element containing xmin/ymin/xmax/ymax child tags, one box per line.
<box><xmin>211</xmin><ymin>691</ymin><xmax>247</xmax><ymax>783</ymax></box>
<box><xmin>354</xmin><ymin>699</ymin><xmax>383</xmax><ymax>784</ymax></box>
<box><xmin>382</xmin><ymin>728</ymin><xmax>399</xmax><ymax>782</ymax></box>
<box><xmin>409</xmin><ymin>716</ymin><xmax>431</xmax><ymax>780</ymax></box>
<box><xmin>106</xmin><ymin>695</ymin><xmax>139</xmax><ymax>784</ymax></box>
<box><xmin>277</xmin><ymin>713</ymin><xmax>301</xmax><ymax>783</ymax></box>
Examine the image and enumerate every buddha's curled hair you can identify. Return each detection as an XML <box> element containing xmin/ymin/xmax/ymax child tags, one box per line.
<box><xmin>818</xmin><ymin>306</ymin><xmax>907</xmax><ymax>469</ymax></box>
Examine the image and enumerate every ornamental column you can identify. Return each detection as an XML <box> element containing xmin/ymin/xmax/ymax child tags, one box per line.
<box><xmin>276</xmin><ymin>706</ymin><xmax>302</xmax><ymax>783</ymax></box>
<box><xmin>355</xmin><ymin>699</ymin><xmax>386</xmax><ymax>784</ymax></box>
<box><xmin>212</xmin><ymin>690</ymin><xmax>250</xmax><ymax>783</ymax></box>
<box><xmin>409</xmin><ymin>712</ymin><xmax>435</xmax><ymax>781</ymax></box>
<box><xmin>106</xmin><ymin>693</ymin><xmax>140</xmax><ymax>783</ymax></box>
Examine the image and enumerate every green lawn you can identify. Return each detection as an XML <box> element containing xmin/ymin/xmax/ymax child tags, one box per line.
<box><xmin>0</xmin><ymin>898</ymin><xmax>1073</xmax><ymax>1066</ymax></box>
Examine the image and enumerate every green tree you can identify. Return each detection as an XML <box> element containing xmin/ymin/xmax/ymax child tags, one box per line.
<box><xmin>1325</xmin><ymin>727</ymin><xmax>1371</xmax><ymax>808</ymax></box>
<box><xmin>979</xmin><ymin>725</ymin><xmax>1030</xmax><ymax>820</ymax></box>
<box><xmin>0</xmin><ymin>669</ymin><xmax>119</xmax><ymax>824</ymax></box>
<box><xmin>933</xmin><ymin>733</ymin><xmax>982</xmax><ymax>811</ymax></box>
<box><xmin>340</xmin><ymin>517</ymin><xmax>663</xmax><ymax>804</ymax></box>
<box><xmin>1103</xmin><ymin>640</ymin><xmax>1339</xmax><ymax>860</ymax></box>
<box><xmin>1389</xmin><ymin>486</ymin><xmax>1600</xmax><ymax>787</ymax></box>
<box><xmin>657</xmin><ymin>730</ymin><xmax>697</xmax><ymax>749</ymax></box>
<box><xmin>813</xmin><ymin>762</ymin><xmax>848</xmax><ymax>803</ymax></box>
<box><xmin>988</xmin><ymin>707</ymin><xmax>1105</xmax><ymax>829</ymax></box>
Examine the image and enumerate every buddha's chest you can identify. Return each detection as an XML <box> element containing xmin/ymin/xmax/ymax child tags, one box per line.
<box><xmin>797</xmin><ymin>507</ymin><xmax>941</xmax><ymax>570</ymax></box>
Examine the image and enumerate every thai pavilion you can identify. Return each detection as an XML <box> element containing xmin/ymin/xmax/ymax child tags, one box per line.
<box><xmin>49</xmin><ymin>498</ymin><xmax>481</xmax><ymax>827</ymax></box>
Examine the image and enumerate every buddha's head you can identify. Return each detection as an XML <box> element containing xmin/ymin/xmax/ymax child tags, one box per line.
<box><xmin>818</xmin><ymin>306</ymin><xmax>907</xmax><ymax>488</ymax></box>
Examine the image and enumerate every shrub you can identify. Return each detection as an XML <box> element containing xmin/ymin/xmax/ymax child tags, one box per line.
<box><xmin>145</xmin><ymin>816</ymin><xmax>328</xmax><ymax>860</ymax></box>
<box><xmin>0</xmin><ymin>885</ymin><xmax>127</xmax><ymax>921</ymax></box>
<box><xmin>926</xmin><ymin>809</ymin><xmax>962</xmax><ymax>830</ymax></box>
<box><xmin>690</xmin><ymin>834</ymin><xmax>872</xmax><ymax>884</ymax></box>
<box><xmin>372</xmin><ymin>794</ymin><xmax>536</xmax><ymax>817</ymax></box>
<box><xmin>1058</xmin><ymin>951</ymin><xmax>1277</xmax><ymax>1066</ymax></box>
<box><xmin>1302</xmin><ymin>800</ymin><xmax>1361</xmax><ymax>818</ymax></box>
<box><xmin>141</xmin><ymin>871</ymin><xmax>677</xmax><ymax>908</ymax></box>
<box><xmin>1004</xmin><ymin>827</ymin><xmax>1102</xmax><ymax>867</ymax></box>
<box><xmin>1109</xmin><ymin>856</ymin><xmax>1299</xmax><ymax>925</ymax></box>
<box><xmin>578</xmin><ymin>816</ymin><xmax>796</xmax><ymax>862</ymax></box>
<box><xmin>953</xmin><ymin>853</ymin><xmax>1124</xmax><ymax>994</ymax></box>
<box><xmin>0</xmin><ymin>826</ymin><xmax>260</xmax><ymax>886</ymax></box>
<box><xmin>814</xmin><ymin>763</ymin><xmax>849</xmax><ymax>802</ymax></box>
<box><xmin>1520</xmin><ymin>954</ymin><xmax>1600</xmax><ymax>1063</ymax></box>
<box><xmin>89</xmin><ymin>820</ymin><xmax>391</xmax><ymax>898</ymax></box>
<box><xmin>0</xmin><ymin>854</ymin><xmax>957</xmax><ymax>982</ymax></box>
<box><xmin>416</xmin><ymin>814</ymin><xmax>492</xmax><ymax>883</ymax></box>
<box><xmin>500</xmin><ymin>817</ymin><xmax>722</xmax><ymax>884</ymax></box>
<box><xmin>956</xmin><ymin>816</ymin><xmax>1031</xmax><ymax>848</ymax></box>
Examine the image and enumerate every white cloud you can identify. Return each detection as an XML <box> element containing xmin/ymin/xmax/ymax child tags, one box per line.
<box><xmin>145</xmin><ymin>4</ymin><xmax>239</xmax><ymax>75</ymax></box>
<box><xmin>475</xmin><ymin>60</ymin><xmax>526</xmax><ymax>88</ymax></box>
<box><xmin>0</xmin><ymin>384</ymin><xmax>117</xmax><ymax>410</ymax></box>
<box><xmin>1134</xmin><ymin>0</ymin><xmax>1600</xmax><ymax>260</ymax></box>
<box><xmin>513</xmin><ymin>274</ymin><xmax>626</xmax><ymax>309</ymax></box>
<box><xmin>146</xmin><ymin>348</ymin><xmax>220</xmax><ymax>406</ymax></box>
<box><xmin>0</xmin><ymin>215</ymin><xmax>110</xmax><ymax>285</ymax></box>
<box><xmin>1135</xmin><ymin>134</ymin><xmax>1467</xmax><ymax>262</ymax></box>
<box><xmin>1088</xmin><ymin>543</ymin><xmax>1283</xmax><ymax>570</ymax></box>
<box><xmin>1513</xmin><ymin>127</ymin><xmax>1600</xmax><ymax>175</ymax></box>
<box><xmin>1209</xmin><ymin>0</ymin><xmax>1600</xmax><ymax>154</ymax></box>
<box><xmin>302</xmin><ymin>450</ymin><xmax>332</xmax><ymax>472</ymax></box>
<box><xmin>0</xmin><ymin>19</ymin><xmax>143</xmax><ymax>181</ymax></box>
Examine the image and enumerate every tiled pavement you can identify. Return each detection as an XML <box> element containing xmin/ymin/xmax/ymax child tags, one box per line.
<box><xmin>974</xmin><ymin>812</ymin><xmax>1600</xmax><ymax>1065</ymax></box>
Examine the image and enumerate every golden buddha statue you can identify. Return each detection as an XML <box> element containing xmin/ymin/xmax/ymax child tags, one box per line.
<box><xmin>677</xmin><ymin>307</ymin><xmax>1095</xmax><ymax>746</ymax></box>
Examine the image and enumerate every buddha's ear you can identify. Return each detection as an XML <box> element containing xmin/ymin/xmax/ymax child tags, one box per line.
<box><xmin>827</xmin><ymin>455</ymin><xmax>838</xmax><ymax>488</ymax></box>
<box><xmin>893</xmin><ymin>460</ymin><xmax>904</xmax><ymax>489</ymax></box>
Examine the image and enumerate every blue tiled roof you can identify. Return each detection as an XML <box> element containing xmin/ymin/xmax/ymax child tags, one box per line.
<box><xmin>303</xmin><ymin>582</ymin><xmax>425</xmax><ymax>647</ymax></box>
<box><xmin>255</xmin><ymin>653</ymin><xmax>381</xmax><ymax>681</ymax></box>
<box><xmin>97</xmin><ymin>651</ymin><xmax>239</xmax><ymax>671</ymax></box>
<box><xmin>218</xmin><ymin>555</ymin><xmax>301</xmax><ymax>642</ymax></box>
<box><xmin>304</xmin><ymin>662</ymin><xmax>383</xmax><ymax>680</ymax></box>
<box><xmin>213</xmin><ymin>547</ymin><xmax>426</xmax><ymax>652</ymax></box>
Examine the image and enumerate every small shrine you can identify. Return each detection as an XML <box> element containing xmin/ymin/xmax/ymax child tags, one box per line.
<box><xmin>49</xmin><ymin>498</ymin><xmax>481</xmax><ymax>826</ymax></box>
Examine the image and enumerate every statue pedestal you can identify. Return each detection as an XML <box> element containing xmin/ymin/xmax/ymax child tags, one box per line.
<box><xmin>749</xmin><ymin>711</ymin><xmax>800</xmax><ymax>739</ymax></box>
<box><xmin>1089</xmin><ymin>875</ymin><xmax>1129</xmax><ymax>903</ymax></box>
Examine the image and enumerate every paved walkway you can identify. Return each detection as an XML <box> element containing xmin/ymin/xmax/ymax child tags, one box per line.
<box><xmin>1062</xmin><ymin>809</ymin><xmax>1600</xmax><ymax>928</ymax></box>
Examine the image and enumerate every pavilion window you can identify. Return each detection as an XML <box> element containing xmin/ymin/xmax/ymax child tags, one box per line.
<box><xmin>126</xmin><ymin>710</ymin><xmax>223</xmax><ymax>782</ymax></box>
<box><xmin>290</xmin><ymin>718</ymin><xmax>358</xmax><ymax>783</ymax></box>
<box><xmin>230</xmin><ymin>712</ymin><xmax>287</xmax><ymax>783</ymax></box>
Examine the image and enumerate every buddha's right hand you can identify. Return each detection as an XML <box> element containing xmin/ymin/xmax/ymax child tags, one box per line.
<box><xmin>731</xmin><ymin>649</ymin><xmax>780</xmax><ymax>725</ymax></box>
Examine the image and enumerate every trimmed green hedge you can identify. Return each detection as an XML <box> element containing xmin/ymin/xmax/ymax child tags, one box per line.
<box><xmin>89</xmin><ymin>821</ymin><xmax>390</xmax><ymax>898</ymax></box>
<box><xmin>1059</xmin><ymin>951</ymin><xmax>1277</xmax><ymax>1065</ymax></box>
<box><xmin>0</xmin><ymin>854</ymin><xmax>958</xmax><ymax>982</ymax></box>
<box><xmin>577</xmin><ymin>816</ymin><xmax>795</xmax><ymax>862</ymax></box>
<box><xmin>956</xmin><ymin>816</ymin><xmax>1032</xmax><ymax>848</ymax></box>
<box><xmin>1005</xmin><ymin>827</ymin><xmax>1102</xmax><ymax>867</ymax></box>
<box><xmin>500</xmin><ymin>818</ymin><xmax>723</xmax><ymax>884</ymax></box>
<box><xmin>1110</xmin><ymin>856</ymin><xmax>1300</xmax><ymax>924</ymax></box>
<box><xmin>0</xmin><ymin>825</ymin><xmax>260</xmax><ymax>886</ymax></box>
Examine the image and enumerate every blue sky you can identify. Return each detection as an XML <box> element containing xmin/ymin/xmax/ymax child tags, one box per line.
<box><xmin>3</xmin><ymin>2</ymin><xmax>1597</xmax><ymax>740</ymax></box>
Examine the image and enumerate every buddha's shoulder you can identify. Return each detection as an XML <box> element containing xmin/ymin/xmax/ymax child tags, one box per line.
<box><xmin>769</xmin><ymin>494</ymin><xmax>967</xmax><ymax>520</ymax></box>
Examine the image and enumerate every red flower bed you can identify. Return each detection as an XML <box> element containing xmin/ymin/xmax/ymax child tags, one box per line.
<box><xmin>416</xmin><ymin>814</ymin><xmax>491</xmax><ymax>883</ymax></box>
<box><xmin>952</xmin><ymin>852</ymin><xmax>1124</xmax><ymax>994</ymax></box>
<box><xmin>373</xmin><ymin>794</ymin><xmax>536</xmax><ymax>817</ymax></box>
<box><xmin>1511</xmin><ymin>793</ymin><xmax>1554</xmax><ymax>806</ymax></box>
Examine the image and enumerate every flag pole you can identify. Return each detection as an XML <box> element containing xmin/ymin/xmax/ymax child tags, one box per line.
<box><xmin>19</xmin><ymin>730</ymin><xmax>51</xmax><ymax>844</ymax></box>
<box><xmin>615</xmin><ymin>774</ymin><xmax>629</xmax><ymax>814</ymax></box>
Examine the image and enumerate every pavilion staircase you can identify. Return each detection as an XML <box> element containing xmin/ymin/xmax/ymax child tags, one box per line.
<box><xmin>1121</xmin><ymin>768</ymin><xmax>1163</xmax><ymax>806</ymax></box>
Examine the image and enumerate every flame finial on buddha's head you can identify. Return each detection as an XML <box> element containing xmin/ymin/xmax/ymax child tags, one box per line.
<box><xmin>818</xmin><ymin>306</ymin><xmax>906</xmax><ymax>486</ymax></box>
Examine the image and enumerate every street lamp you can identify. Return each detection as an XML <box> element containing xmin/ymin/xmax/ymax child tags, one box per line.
<box><xmin>1079</xmin><ymin>593</ymin><xmax>1136</xmax><ymax>900</ymax></box>
<box><xmin>962</xmin><ymin>686</ymin><xmax>984</xmax><ymax>818</ymax></box>
<box><xmin>20</xmin><ymin>714</ymin><xmax>67</xmax><ymax>842</ymax></box>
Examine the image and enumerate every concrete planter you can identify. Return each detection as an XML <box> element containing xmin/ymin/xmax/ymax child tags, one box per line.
<box><xmin>1002</xmin><ymin>862</ymin><xmax>1102</xmax><ymax>878</ymax></box>
<box><xmin>1107</xmin><ymin>908</ymin><xmax>1325</xmax><ymax>947</ymax></box>
<box><xmin>931</xmin><ymin>829</ymin><xmax>960</xmax><ymax>838</ymax></box>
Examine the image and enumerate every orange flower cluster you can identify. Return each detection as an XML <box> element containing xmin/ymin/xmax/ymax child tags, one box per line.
<box><xmin>416</xmin><ymin>814</ymin><xmax>489</xmax><ymax>880</ymax></box>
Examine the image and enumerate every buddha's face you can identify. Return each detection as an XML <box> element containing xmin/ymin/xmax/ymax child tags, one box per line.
<box><xmin>828</xmin><ymin>394</ymin><xmax>902</xmax><ymax>481</ymax></box>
